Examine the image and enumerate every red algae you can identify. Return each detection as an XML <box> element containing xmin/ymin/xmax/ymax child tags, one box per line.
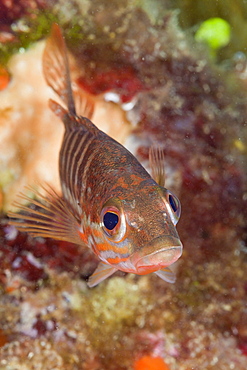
<box><xmin>0</xmin><ymin>219</ymin><xmax>98</xmax><ymax>287</ymax></box>
<box><xmin>0</xmin><ymin>330</ymin><xmax>8</xmax><ymax>348</ymax></box>
<box><xmin>77</xmin><ymin>65</ymin><xmax>148</xmax><ymax>103</ymax></box>
<box><xmin>0</xmin><ymin>0</ymin><xmax>48</xmax><ymax>25</ymax></box>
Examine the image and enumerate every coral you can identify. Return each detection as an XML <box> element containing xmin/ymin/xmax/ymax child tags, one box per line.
<box><xmin>0</xmin><ymin>40</ymin><xmax>62</xmax><ymax>211</ymax></box>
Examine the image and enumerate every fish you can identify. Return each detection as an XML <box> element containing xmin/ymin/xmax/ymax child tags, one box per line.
<box><xmin>8</xmin><ymin>24</ymin><xmax>183</xmax><ymax>288</ymax></box>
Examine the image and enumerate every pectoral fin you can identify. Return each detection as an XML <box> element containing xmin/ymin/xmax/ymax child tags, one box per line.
<box><xmin>87</xmin><ymin>262</ymin><xmax>117</xmax><ymax>288</ymax></box>
<box><xmin>8</xmin><ymin>184</ymin><xmax>84</xmax><ymax>246</ymax></box>
<box><xmin>154</xmin><ymin>266</ymin><xmax>176</xmax><ymax>283</ymax></box>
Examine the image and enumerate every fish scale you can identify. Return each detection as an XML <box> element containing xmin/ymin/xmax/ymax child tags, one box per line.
<box><xmin>8</xmin><ymin>23</ymin><xmax>183</xmax><ymax>288</ymax></box>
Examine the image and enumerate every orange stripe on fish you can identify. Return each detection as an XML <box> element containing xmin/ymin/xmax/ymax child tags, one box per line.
<box><xmin>106</xmin><ymin>256</ymin><xmax>130</xmax><ymax>264</ymax></box>
<box><xmin>8</xmin><ymin>24</ymin><xmax>183</xmax><ymax>288</ymax></box>
<box><xmin>95</xmin><ymin>241</ymin><xmax>129</xmax><ymax>254</ymax></box>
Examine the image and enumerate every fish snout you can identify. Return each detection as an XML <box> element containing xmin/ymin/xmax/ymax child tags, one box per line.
<box><xmin>132</xmin><ymin>235</ymin><xmax>183</xmax><ymax>274</ymax></box>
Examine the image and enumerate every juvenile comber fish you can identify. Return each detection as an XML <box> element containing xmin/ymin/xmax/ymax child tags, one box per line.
<box><xmin>8</xmin><ymin>24</ymin><xmax>183</xmax><ymax>287</ymax></box>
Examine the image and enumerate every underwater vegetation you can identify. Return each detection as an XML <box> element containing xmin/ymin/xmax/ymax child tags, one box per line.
<box><xmin>0</xmin><ymin>0</ymin><xmax>247</xmax><ymax>369</ymax></box>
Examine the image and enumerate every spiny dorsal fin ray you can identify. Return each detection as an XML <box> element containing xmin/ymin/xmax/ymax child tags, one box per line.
<box><xmin>43</xmin><ymin>23</ymin><xmax>76</xmax><ymax>115</ymax></box>
<box><xmin>73</xmin><ymin>87</ymin><xmax>94</xmax><ymax>121</ymax></box>
<box><xmin>44</xmin><ymin>24</ymin><xmax>97</xmax><ymax>132</ymax></box>
<box><xmin>149</xmin><ymin>145</ymin><xmax>166</xmax><ymax>187</ymax></box>
<box><xmin>48</xmin><ymin>99</ymin><xmax>68</xmax><ymax>122</ymax></box>
<box><xmin>8</xmin><ymin>184</ymin><xmax>85</xmax><ymax>246</ymax></box>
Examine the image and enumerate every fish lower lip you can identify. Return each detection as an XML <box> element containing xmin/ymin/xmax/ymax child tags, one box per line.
<box><xmin>130</xmin><ymin>235</ymin><xmax>183</xmax><ymax>273</ymax></box>
<box><xmin>136</xmin><ymin>246</ymin><xmax>182</xmax><ymax>270</ymax></box>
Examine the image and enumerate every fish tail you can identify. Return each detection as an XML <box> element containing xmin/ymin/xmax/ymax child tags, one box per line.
<box><xmin>43</xmin><ymin>23</ymin><xmax>76</xmax><ymax>116</ymax></box>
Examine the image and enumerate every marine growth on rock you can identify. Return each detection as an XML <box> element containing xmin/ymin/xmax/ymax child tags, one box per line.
<box><xmin>0</xmin><ymin>1</ymin><xmax>246</xmax><ymax>369</ymax></box>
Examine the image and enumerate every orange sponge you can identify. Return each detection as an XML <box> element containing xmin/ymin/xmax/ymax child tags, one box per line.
<box><xmin>134</xmin><ymin>356</ymin><xmax>170</xmax><ymax>370</ymax></box>
<box><xmin>0</xmin><ymin>66</ymin><xmax>10</xmax><ymax>90</ymax></box>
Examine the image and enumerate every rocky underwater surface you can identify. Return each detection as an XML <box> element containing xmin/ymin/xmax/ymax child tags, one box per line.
<box><xmin>0</xmin><ymin>1</ymin><xmax>247</xmax><ymax>369</ymax></box>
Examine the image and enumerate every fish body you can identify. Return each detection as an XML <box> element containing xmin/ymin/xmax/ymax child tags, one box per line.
<box><xmin>9</xmin><ymin>24</ymin><xmax>183</xmax><ymax>287</ymax></box>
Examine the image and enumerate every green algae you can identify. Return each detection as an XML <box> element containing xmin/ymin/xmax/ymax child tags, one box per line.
<box><xmin>0</xmin><ymin>12</ymin><xmax>58</xmax><ymax>66</ymax></box>
<box><xmin>195</xmin><ymin>17</ymin><xmax>231</xmax><ymax>58</ymax></box>
<box><xmin>172</xmin><ymin>0</ymin><xmax>247</xmax><ymax>60</ymax></box>
<box><xmin>78</xmin><ymin>276</ymin><xmax>149</xmax><ymax>337</ymax></box>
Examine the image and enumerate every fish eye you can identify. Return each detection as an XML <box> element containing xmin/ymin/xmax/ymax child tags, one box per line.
<box><xmin>169</xmin><ymin>194</ymin><xmax>178</xmax><ymax>213</ymax></box>
<box><xmin>103</xmin><ymin>212</ymin><xmax>119</xmax><ymax>230</ymax></box>
<box><xmin>165</xmin><ymin>190</ymin><xmax>181</xmax><ymax>225</ymax></box>
<box><xmin>100</xmin><ymin>202</ymin><xmax>126</xmax><ymax>241</ymax></box>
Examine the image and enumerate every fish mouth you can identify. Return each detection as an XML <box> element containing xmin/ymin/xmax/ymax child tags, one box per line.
<box><xmin>132</xmin><ymin>236</ymin><xmax>183</xmax><ymax>274</ymax></box>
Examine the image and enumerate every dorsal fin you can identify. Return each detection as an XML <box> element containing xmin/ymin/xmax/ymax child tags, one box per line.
<box><xmin>43</xmin><ymin>23</ymin><xmax>96</xmax><ymax>132</ymax></box>
<box><xmin>149</xmin><ymin>146</ymin><xmax>166</xmax><ymax>187</ymax></box>
<box><xmin>43</xmin><ymin>23</ymin><xmax>76</xmax><ymax>115</ymax></box>
<box><xmin>73</xmin><ymin>86</ymin><xmax>94</xmax><ymax>121</ymax></box>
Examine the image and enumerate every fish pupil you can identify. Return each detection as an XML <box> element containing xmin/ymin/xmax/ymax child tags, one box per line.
<box><xmin>103</xmin><ymin>212</ymin><xmax>119</xmax><ymax>230</ymax></box>
<box><xmin>169</xmin><ymin>194</ymin><xmax>178</xmax><ymax>212</ymax></box>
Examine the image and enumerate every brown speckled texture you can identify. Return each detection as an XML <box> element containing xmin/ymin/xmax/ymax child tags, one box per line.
<box><xmin>0</xmin><ymin>1</ymin><xmax>247</xmax><ymax>369</ymax></box>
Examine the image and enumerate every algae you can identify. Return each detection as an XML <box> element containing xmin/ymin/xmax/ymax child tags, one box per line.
<box><xmin>0</xmin><ymin>11</ymin><xmax>58</xmax><ymax>66</ymax></box>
